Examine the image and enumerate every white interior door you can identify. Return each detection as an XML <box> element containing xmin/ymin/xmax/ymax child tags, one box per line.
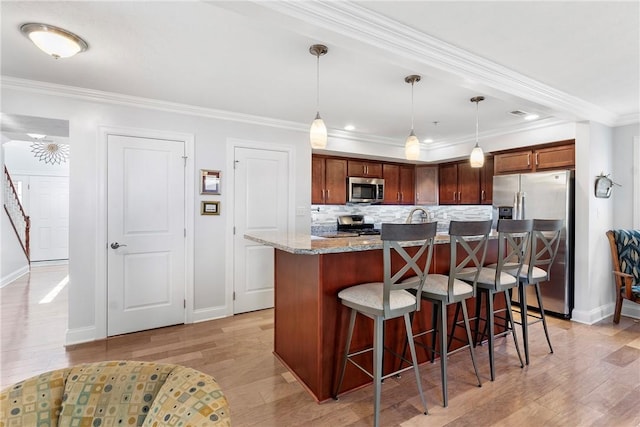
<box><xmin>29</xmin><ymin>176</ymin><xmax>69</xmax><ymax>261</ymax></box>
<box><xmin>107</xmin><ymin>134</ymin><xmax>185</xmax><ymax>336</ymax></box>
<box><xmin>233</xmin><ymin>146</ymin><xmax>289</xmax><ymax>314</ymax></box>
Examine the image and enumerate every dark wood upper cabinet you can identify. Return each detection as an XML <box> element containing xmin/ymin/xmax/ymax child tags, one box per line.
<box><xmin>494</xmin><ymin>141</ymin><xmax>575</xmax><ymax>175</ymax></box>
<box><xmin>312</xmin><ymin>156</ymin><xmax>347</xmax><ymax>205</ymax></box>
<box><xmin>480</xmin><ymin>156</ymin><xmax>494</xmax><ymax>205</ymax></box>
<box><xmin>438</xmin><ymin>161</ymin><xmax>481</xmax><ymax>205</ymax></box>
<box><xmin>382</xmin><ymin>164</ymin><xmax>415</xmax><ymax>205</ymax></box>
<box><xmin>415</xmin><ymin>165</ymin><xmax>438</xmax><ymax>205</ymax></box>
<box><xmin>347</xmin><ymin>160</ymin><xmax>383</xmax><ymax>178</ymax></box>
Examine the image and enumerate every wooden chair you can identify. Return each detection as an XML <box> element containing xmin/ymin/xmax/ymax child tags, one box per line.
<box><xmin>606</xmin><ymin>229</ymin><xmax>640</xmax><ymax>323</ymax></box>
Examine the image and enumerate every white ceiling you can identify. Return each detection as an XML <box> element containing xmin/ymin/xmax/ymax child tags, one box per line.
<box><xmin>1</xmin><ymin>1</ymin><xmax>638</xmax><ymax>155</ymax></box>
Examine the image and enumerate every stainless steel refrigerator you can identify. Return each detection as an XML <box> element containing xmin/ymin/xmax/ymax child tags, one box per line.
<box><xmin>493</xmin><ymin>170</ymin><xmax>574</xmax><ymax>318</ymax></box>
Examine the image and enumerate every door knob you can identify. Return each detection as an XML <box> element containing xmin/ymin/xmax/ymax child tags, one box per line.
<box><xmin>110</xmin><ymin>242</ymin><xmax>127</xmax><ymax>249</ymax></box>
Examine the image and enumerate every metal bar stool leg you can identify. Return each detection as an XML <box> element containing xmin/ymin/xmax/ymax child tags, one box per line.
<box><xmin>504</xmin><ymin>290</ymin><xmax>524</xmax><ymax>367</ymax></box>
<box><xmin>430</xmin><ymin>303</ymin><xmax>439</xmax><ymax>363</ymax></box>
<box><xmin>404</xmin><ymin>312</ymin><xmax>428</xmax><ymax>415</ymax></box>
<box><xmin>461</xmin><ymin>301</ymin><xmax>482</xmax><ymax>387</ymax></box>
<box><xmin>487</xmin><ymin>290</ymin><xmax>496</xmax><ymax>381</ymax></box>
<box><xmin>519</xmin><ymin>283</ymin><xmax>530</xmax><ymax>365</ymax></box>
<box><xmin>534</xmin><ymin>283</ymin><xmax>554</xmax><ymax>354</ymax></box>
<box><xmin>438</xmin><ymin>301</ymin><xmax>448</xmax><ymax>407</ymax></box>
<box><xmin>333</xmin><ymin>309</ymin><xmax>357</xmax><ymax>399</ymax></box>
<box><xmin>372</xmin><ymin>316</ymin><xmax>383</xmax><ymax>427</ymax></box>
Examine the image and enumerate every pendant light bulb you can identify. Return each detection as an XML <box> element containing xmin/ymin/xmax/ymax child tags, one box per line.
<box><xmin>309</xmin><ymin>44</ymin><xmax>328</xmax><ymax>149</ymax></box>
<box><xmin>469</xmin><ymin>96</ymin><xmax>485</xmax><ymax>168</ymax></box>
<box><xmin>404</xmin><ymin>75</ymin><xmax>421</xmax><ymax>160</ymax></box>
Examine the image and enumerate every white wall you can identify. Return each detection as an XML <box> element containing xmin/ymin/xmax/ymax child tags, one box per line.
<box><xmin>612</xmin><ymin>123</ymin><xmax>639</xmax><ymax>228</ymax></box>
<box><xmin>2</xmin><ymin>86</ymin><xmax>312</xmax><ymax>344</ymax></box>
<box><xmin>2</xmin><ymin>83</ymin><xmax>637</xmax><ymax>343</ymax></box>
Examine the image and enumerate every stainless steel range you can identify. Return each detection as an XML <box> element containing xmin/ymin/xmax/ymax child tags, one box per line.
<box><xmin>336</xmin><ymin>215</ymin><xmax>380</xmax><ymax>236</ymax></box>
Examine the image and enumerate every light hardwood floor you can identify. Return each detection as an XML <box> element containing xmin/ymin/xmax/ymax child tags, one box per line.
<box><xmin>1</xmin><ymin>264</ymin><xmax>639</xmax><ymax>426</ymax></box>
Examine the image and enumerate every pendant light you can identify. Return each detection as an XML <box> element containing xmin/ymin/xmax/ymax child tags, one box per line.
<box><xmin>309</xmin><ymin>44</ymin><xmax>328</xmax><ymax>149</ymax></box>
<box><xmin>404</xmin><ymin>75</ymin><xmax>421</xmax><ymax>160</ymax></box>
<box><xmin>21</xmin><ymin>23</ymin><xmax>88</xmax><ymax>59</ymax></box>
<box><xmin>469</xmin><ymin>96</ymin><xmax>485</xmax><ymax>168</ymax></box>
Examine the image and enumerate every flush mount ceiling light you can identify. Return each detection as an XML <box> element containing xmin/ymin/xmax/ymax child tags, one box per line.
<box><xmin>469</xmin><ymin>96</ymin><xmax>485</xmax><ymax>168</ymax></box>
<box><xmin>309</xmin><ymin>44</ymin><xmax>328</xmax><ymax>149</ymax></box>
<box><xmin>20</xmin><ymin>23</ymin><xmax>88</xmax><ymax>59</ymax></box>
<box><xmin>404</xmin><ymin>75</ymin><xmax>421</xmax><ymax>160</ymax></box>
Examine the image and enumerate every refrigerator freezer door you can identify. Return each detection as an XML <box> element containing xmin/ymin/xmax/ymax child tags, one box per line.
<box><xmin>516</xmin><ymin>170</ymin><xmax>573</xmax><ymax>317</ymax></box>
<box><xmin>492</xmin><ymin>174</ymin><xmax>520</xmax><ymax>208</ymax></box>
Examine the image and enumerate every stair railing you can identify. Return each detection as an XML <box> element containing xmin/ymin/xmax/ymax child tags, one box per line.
<box><xmin>3</xmin><ymin>166</ymin><xmax>30</xmax><ymax>261</ymax></box>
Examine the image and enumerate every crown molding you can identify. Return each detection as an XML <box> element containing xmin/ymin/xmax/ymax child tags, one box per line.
<box><xmin>258</xmin><ymin>1</ymin><xmax>622</xmax><ymax>127</ymax></box>
<box><xmin>1</xmin><ymin>76</ymin><xmax>404</xmax><ymax>147</ymax></box>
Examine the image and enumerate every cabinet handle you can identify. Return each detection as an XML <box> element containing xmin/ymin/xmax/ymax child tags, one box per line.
<box><xmin>397</xmin><ymin>192</ymin><xmax>401</xmax><ymax>202</ymax></box>
<box><xmin>458</xmin><ymin>191</ymin><xmax>461</xmax><ymax>201</ymax></box>
<box><xmin>527</xmin><ymin>153</ymin><xmax>530</xmax><ymax>166</ymax></box>
<box><xmin>326</xmin><ymin>189</ymin><xmax>330</xmax><ymax>199</ymax></box>
<box><xmin>535</xmin><ymin>152</ymin><xmax>539</xmax><ymax>165</ymax></box>
<box><xmin>453</xmin><ymin>191</ymin><xmax>456</xmax><ymax>201</ymax></box>
<box><xmin>321</xmin><ymin>189</ymin><xmax>325</xmax><ymax>202</ymax></box>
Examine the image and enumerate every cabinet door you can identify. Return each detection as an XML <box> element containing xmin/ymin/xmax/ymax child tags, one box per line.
<box><xmin>480</xmin><ymin>156</ymin><xmax>494</xmax><ymax>205</ymax></box>
<box><xmin>416</xmin><ymin>165</ymin><xmax>438</xmax><ymax>205</ymax></box>
<box><xmin>457</xmin><ymin>162</ymin><xmax>480</xmax><ymax>204</ymax></box>
<box><xmin>438</xmin><ymin>163</ymin><xmax>458</xmax><ymax>205</ymax></box>
<box><xmin>324</xmin><ymin>158</ymin><xmax>347</xmax><ymax>204</ymax></box>
<box><xmin>347</xmin><ymin>160</ymin><xmax>382</xmax><ymax>178</ymax></box>
<box><xmin>311</xmin><ymin>156</ymin><xmax>325</xmax><ymax>204</ymax></box>
<box><xmin>534</xmin><ymin>144</ymin><xmax>575</xmax><ymax>171</ymax></box>
<box><xmin>382</xmin><ymin>164</ymin><xmax>400</xmax><ymax>204</ymax></box>
<box><xmin>494</xmin><ymin>151</ymin><xmax>533</xmax><ymax>174</ymax></box>
<box><xmin>399</xmin><ymin>164</ymin><xmax>415</xmax><ymax>205</ymax></box>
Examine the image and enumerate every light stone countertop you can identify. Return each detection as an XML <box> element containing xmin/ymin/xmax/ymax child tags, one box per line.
<box><xmin>243</xmin><ymin>230</ymin><xmax>494</xmax><ymax>255</ymax></box>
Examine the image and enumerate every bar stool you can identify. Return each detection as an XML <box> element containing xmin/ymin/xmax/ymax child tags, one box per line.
<box><xmin>512</xmin><ymin>219</ymin><xmax>564</xmax><ymax>365</ymax></box>
<box><xmin>410</xmin><ymin>220</ymin><xmax>491</xmax><ymax>407</ymax></box>
<box><xmin>472</xmin><ymin>219</ymin><xmax>531</xmax><ymax>381</ymax></box>
<box><xmin>333</xmin><ymin>222</ymin><xmax>437</xmax><ymax>427</ymax></box>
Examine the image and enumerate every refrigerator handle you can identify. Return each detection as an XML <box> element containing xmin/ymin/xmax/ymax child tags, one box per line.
<box><xmin>520</xmin><ymin>192</ymin><xmax>526</xmax><ymax>219</ymax></box>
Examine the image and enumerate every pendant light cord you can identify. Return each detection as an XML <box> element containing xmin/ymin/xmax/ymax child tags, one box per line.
<box><xmin>475</xmin><ymin>99</ymin><xmax>479</xmax><ymax>143</ymax></box>
<box><xmin>410</xmin><ymin>80</ymin><xmax>415</xmax><ymax>131</ymax></box>
<box><xmin>316</xmin><ymin>53</ymin><xmax>320</xmax><ymax>114</ymax></box>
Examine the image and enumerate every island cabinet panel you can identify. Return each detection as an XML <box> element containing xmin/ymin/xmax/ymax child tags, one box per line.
<box><xmin>272</xmin><ymin>239</ymin><xmax>499</xmax><ymax>402</ymax></box>
<box><xmin>347</xmin><ymin>160</ymin><xmax>383</xmax><ymax>178</ymax></box>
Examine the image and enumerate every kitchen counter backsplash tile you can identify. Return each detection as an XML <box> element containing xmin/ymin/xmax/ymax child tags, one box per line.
<box><xmin>310</xmin><ymin>204</ymin><xmax>492</xmax><ymax>235</ymax></box>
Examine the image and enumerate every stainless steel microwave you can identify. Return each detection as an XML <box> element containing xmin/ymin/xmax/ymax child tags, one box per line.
<box><xmin>348</xmin><ymin>177</ymin><xmax>384</xmax><ymax>203</ymax></box>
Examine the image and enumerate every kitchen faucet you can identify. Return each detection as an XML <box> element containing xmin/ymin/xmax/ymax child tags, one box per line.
<box><xmin>405</xmin><ymin>207</ymin><xmax>432</xmax><ymax>224</ymax></box>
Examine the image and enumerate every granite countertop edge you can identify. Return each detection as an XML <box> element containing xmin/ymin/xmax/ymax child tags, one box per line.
<box><xmin>244</xmin><ymin>231</ymin><xmax>497</xmax><ymax>255</ymax></box>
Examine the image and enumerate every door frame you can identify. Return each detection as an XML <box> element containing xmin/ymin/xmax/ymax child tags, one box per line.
<box><xmin>96</xmin><ymin>126</ymin><xmax>194</xmax><ymax>339</ymax></box>
<box><xmin>225</xmin><ymin>138</ymin><xmax>296</xmax><ymax>316</ymax></box>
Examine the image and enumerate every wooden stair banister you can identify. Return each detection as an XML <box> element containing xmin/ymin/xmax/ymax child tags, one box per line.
<box><xmin>3</xmin><ymin>165</ymin><xmax>30</xmax><ymax>261</ymax></box>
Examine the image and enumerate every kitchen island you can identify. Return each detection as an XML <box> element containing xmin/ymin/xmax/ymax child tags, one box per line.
<box><xmin>244</xmin><ymin>230</ymin><xmax>498</xmax><ymax>402</ymax></box>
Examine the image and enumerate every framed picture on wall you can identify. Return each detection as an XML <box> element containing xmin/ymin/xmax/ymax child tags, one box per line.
<box><xmin>201</xmin><ymin>170</ymin><xmax>221</xmax><ymax>195</ymax></box>
<box><xmin>201</xmin><ymin>201</ymin><xmax>220</xmax><ymax>215</ymax></box>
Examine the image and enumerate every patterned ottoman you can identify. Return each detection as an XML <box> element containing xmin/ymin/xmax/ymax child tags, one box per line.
<box><xmin>0</xmin><ymin>361</ymin><xmax>231</xmax><ymax>426</ymax></box>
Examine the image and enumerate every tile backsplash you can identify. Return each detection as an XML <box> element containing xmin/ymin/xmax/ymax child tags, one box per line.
<box><xmin>311</xmin><ymin>204</ymin><xmax>493</xmax><ymax>234</ymax></box>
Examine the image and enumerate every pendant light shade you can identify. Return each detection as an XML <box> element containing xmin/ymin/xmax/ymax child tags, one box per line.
<box><xmin>469</xmin><ymin>96</ymin><xmax>485</xmax><ymax>168</ymax></box>
<box><xmin>310</xmin><ymin>112</ymin><xmax>328</xmax><ymax>149</ymax></box>
<box><xmin>404</xmin><ymin>75</ymin><xmax>421</xmax><ymax>160</ymax></box>
<box><xmin>21</xmin><ymin>23</ymin><xmax>88</xmax><ymax>59</ymax></box>
<box><xmin>309</xmin><ymin>44</ymin><xmax>328</xmax><ymax>149</ymax></box>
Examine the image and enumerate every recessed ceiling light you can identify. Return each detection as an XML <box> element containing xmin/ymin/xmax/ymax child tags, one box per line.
<box><xmin>524</xmin><ymin>114</ymin><xmax>540</xmax><ymax>121</ymax></box>
<box><xmin>27</xmin><ymin>133</ymin><xmax>47</xmax><ymax>139</ymax></box>
<box><xmin>344</xmin><ymin>125</ymin><xmax>355</xmax><ymax>131</ymax></box>
<box><xmin>423</xmin><ymin>138</ymin><xmax>434</xmax><ymax>143</ymax></box>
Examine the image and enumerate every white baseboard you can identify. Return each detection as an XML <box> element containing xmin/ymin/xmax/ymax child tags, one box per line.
<box><xmin>622</xmin><ymin>300</ymin><xmax>640</xmax><ymax>320</ymax></box>
<box><xmin>572</xmin><ymin>301</ymin><xmax>640</xmax><ymax>325</ymax></box>
<box><xmin>0</xmin><ymin>265</ymin><xmax>30</xmax><ymax>288</ymax></box>
<box><xmin>65</xmin><ymin>325</ymin><xmax>98</xmax><ymax>346</ymax></box>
